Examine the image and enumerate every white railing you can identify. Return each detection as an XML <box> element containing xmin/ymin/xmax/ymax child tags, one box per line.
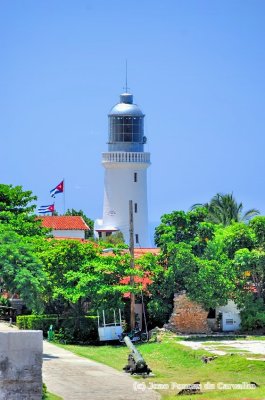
<box><xmin>102</xmin><ymin>152</ymin><xmax>150</xmax><ymax>164</ymax></box>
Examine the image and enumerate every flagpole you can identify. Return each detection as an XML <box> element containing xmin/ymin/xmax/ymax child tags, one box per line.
<box><xmin>63</xmin><ymin>178</ymin><xmax>65</xmax><ymax>214</ymax></box>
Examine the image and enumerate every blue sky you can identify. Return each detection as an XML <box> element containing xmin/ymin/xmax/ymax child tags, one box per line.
<box><xmin>1</xmin><ymin>0</ymin><xmax>265</xmax><ymax>235</ymax></box>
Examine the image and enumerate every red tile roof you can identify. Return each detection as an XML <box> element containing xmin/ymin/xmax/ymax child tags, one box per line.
<box><xmin>39</xmin><ymin>216</ymin><xmax>89</xmax><ymax>231</ymax></box>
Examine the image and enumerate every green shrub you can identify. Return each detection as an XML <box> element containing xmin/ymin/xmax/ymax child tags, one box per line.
<box><xmin>240</xmin><ymin>299</ymin><xmax>265</xmax><ymax>331</ymax></box>
<box><xmin>58</xmin><ymin>316</ymin><xmax>98</xmax><ymax>343</ymax></box>
<box><xmin>16</xmin><ymin>315</ymin><xmax>58</xmax><ymax>334</ymax></box>
<box><xmin>0</xmin><ymin>296</ymin><xmax>11</xmax><ymax>307</ymax></box>
<box><xmin>17</xmin><ymin>314</ymin><xmax>98</xmax><ymax>342</ymax></box>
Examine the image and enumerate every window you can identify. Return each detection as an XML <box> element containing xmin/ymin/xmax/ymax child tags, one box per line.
<box><xmin>134</xmin><ymin>203</ymin><xmax>138</xmax><ymax>213</ymax></box>
<box><xmin>124</xmin><ymin>133</ymin><xmax>132</xmax><ymax>142</ymax></box>
<box><xmin>98</xmin><ymin>232</ymin><xmax>102</xmax><ymax>238</ymax></box>
<box><xmin>109</xmin><ymin>116</ymin><xmax>143</xmax><ymax>140</ymax></box>
<box><xmin>133</xmin><ymin>134</ymin><xmax>140</xmax><ymax>142</ymax></box>
<box><xmin>134</xmin><ymin>172</ymin><xmax>137</xmax><ymax>182</ymax></box>
<box><xmin>124</xmin><ymin>123</ymin><xmax>133</xmax><ymax>134</ymax></box>
<box><xmin>135</xmin><ymin>234</ymin><xmax>139</xmax><ymax>244</ymax></box>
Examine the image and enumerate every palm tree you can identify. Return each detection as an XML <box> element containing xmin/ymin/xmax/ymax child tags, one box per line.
<box><xmin>191</xmin><ymin>193</ymin><xmax>259</xmax><ymax>226</ymax></box>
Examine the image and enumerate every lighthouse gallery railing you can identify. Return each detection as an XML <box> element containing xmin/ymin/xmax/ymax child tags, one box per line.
<box><xmin>102</xmin><ymin>152</ymin><xmax>150</xmax><ymax>163</ymax></box>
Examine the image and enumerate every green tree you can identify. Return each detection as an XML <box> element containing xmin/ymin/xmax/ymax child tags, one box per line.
<box><xmin>38</xmin><ymin>239</ymin><xmax>136</xmax><ymax>316</ymax></box>
<box><xmin>100</xmin><ymin>231</ymin><xmax>125</xmax><ymax>246</ymax></box>
<box><xmin>0</xmin><ymin>184</ymin><xmax>45</xmax><ymax>236</ymax></box>
<box><xmin>234</xmin><ymin>248</ymin><xmax>265</xmax><ymax>301</ymax></box>
<box><xmin>249</xmin><ymin>216</ymin><xmax>265</xmax><ymax>248</ymax></box>
<box><xmin>150</xmin><ymin>208</ymin><xmax>264</xmax><ymax>327</ymax></box>
<box><xmin>0</xmin><ymin>184</ymin><xmax>49</xmax><ymax>310</ymax></box>
<box><xmin>192</xmin><ymin>193</ymin><xmax>259</xmax><ymax>226</ymax></box>
<box><xmin>206</xmin><ymin>223</ymin><xmax>256</xmax><ymax>260</ymax></box>
<box><xmin>65</xmin><ymin>209</ymin><xmax>94</xmax><ymax>238</ymax></box>
<box><xmin>0</xmin><ymin>227</ymin><xmax>46</xmax><ymax>312</ymax></box>
<box><xmin>142</xmin><ymin>241</ymin><xmax>236</xmax><ymax>322</ymax></box>
<box><xmin>185</xmin><ymin>258</ymin><xmax>236</xmax><ymax>309</ymax></box>
<box><xmin>154</xmin><ymin>208</ymin><xmax>214</xmax><ymax>256</ymax></box>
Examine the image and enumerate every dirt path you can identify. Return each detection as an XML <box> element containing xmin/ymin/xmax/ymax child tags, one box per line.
<box><xmin>179</xmin><ymin>339</ymin><xmax>265</xmax><ymax>357</ymax></box>
<box><xmin>43</xmin><ymin>340</ymin><xmax>160</xmax><ymax>400</ymax></box>
<box><xmin>0</xmin><ymin>323</ymin><xmax>159</xmax><ymax>400</ymax></box>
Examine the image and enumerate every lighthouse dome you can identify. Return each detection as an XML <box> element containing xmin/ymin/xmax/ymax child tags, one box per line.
<box><xmin>109</xmin><ymin>93</ymin><xmax>144</xmax><ymax>117</ymax></box>
<box><xmin>108</xmin><ymin>91</ymin><xmax>146</xmax><ymax>152</ymax></box>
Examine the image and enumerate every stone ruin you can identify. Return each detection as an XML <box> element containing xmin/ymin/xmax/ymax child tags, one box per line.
<box><xmin>165</xmin><ymin>291</ymin><xmax>211</xmax><ymax>334</ymax></box>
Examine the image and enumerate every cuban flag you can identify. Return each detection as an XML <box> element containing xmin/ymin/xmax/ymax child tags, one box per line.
<box><xmin>38</xmin><ymin>204</ymin><xmax>55</xmax><ymax>214</ymax></box>
<box><xmin>50</xmin><ymin>180</ymin><xmax>64</xmax><ymax>198</ymax></box>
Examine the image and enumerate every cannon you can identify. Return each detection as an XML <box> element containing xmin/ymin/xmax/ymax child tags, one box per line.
<box><xmin>123</xmin><ymin>335</ymin><xmax>152</xmax><ymax>375</ymax></box>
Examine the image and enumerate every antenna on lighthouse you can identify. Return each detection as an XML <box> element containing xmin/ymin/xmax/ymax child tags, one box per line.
<box><xmin>125</xmin><ymin>60</ymin><xmax>128</xmax><ymax>93</ymax></box>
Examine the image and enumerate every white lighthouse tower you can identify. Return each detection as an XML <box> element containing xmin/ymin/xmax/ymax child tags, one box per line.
<box><xmin>95</xmin><ymin>91</ymin><xmax>151</xmax><ymax>247</ymax></box>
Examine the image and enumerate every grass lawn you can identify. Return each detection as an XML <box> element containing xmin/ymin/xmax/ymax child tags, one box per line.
<box><xmin>45</xmin><ymin>392</ymin><xmax>62</xmax><ymax>400</ymax></box>
<box><xmin>58</xmin><ymin>334</ymin><xmax>265</xmax><ymax>400</ymax></box>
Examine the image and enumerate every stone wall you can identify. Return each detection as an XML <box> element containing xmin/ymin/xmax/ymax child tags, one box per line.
<box><xmin>0</xmin><ymin>331</ymin><xmax>43</xmax><ymax>400</ymax></box>
<box><xmin>166</xmin><ymin>292</ymin><xmax>211</xmax><ymax>334</ymax></box>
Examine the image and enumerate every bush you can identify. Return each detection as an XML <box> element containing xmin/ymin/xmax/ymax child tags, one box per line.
<box><xmin>16</xmin><ymin>315</ymin><xmax>58</xmax><ymax>334</ymax></box>
<box><xmin>0</xmin><ymin>296</ymin><xmax>11</xmax><ymax>307</ymax></box>
<box><xmin>58</xmin><ymin>316</ymin><xmax>98</xmax><ymax>343</ymax></box>
<box><xmin>147</xmin><ymin>298</ymin><xmax>173</xmax><ymax>328</ymax></box>
<box><xmin>240</xmin><ymin>299</ymin><xmax>265</xmax><ymax>332</ymax></box>
<box><xmin>17</xmin><ymin>314</ymin><xmax>98</xmax><ymax>343</ymax></box>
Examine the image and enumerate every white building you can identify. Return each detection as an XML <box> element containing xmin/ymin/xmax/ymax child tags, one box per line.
<box><xmin>40</xmin><ymin>216</ymin><xmax>89</xmax><ymax>239</ymax></box>
<box><xmin>95</xmin><ymin>91</ymin><xmax>151</xmax><ymax>247</ymax></box>
<box><xmin>217</xmin><ymin>300</ymin><xmax>241</xmax><ymax>332</ymax></box>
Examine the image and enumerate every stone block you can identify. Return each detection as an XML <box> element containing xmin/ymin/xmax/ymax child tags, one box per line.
<box><xmin>0</xmin><ymin>331</ymin><xmax>43</xmax><ymax>400</ymax></box>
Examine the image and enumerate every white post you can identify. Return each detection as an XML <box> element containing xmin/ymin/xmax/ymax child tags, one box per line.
<box><xmin>97</xmin><ymin>311</ymin><xmax>100</xmax><ymax>328</ymax></box>
<box><xmin>119</xmin><ymin>309</ymin><xmax>122</xmax><ymax>326</ymax></box>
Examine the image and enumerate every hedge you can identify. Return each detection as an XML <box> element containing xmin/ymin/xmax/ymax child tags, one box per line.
<box><xmin>16</xmin><ymin>315</ymin><xmax>98</xmax><ymax>343</ymax></box>
<box><xmin>16</xmin><ymin>315</ymin><xmax>58</xmax><ymax>332</ymax></box>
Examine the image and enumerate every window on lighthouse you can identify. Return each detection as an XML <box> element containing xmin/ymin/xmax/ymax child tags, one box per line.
<box><xmin>134</xmin><ymin>173</ymin><xmax>137</xmax><ymax>182</ymax></box>
<box><xmin>135</xmin><ymin>234</ymin><xmax>139</xmax><ymax>244</ymax></box>
<box><xmin>134</xmin><ymin>203</ymin><xmax>138</xmax><ymax>213</ymax></box>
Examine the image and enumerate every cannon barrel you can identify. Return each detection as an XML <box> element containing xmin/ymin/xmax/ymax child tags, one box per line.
<box><xmin>124</xmin><ymin>336</ymin><xmax>146</xmax><ymax>369</ymax></box>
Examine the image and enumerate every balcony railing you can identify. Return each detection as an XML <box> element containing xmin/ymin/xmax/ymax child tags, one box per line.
<box><xmin>102</xmin><ymin>152</ymin><xmax>150</xmax><ymax>164</ymax></box>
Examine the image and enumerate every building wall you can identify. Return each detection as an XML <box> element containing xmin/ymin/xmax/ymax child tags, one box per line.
<box><xmin>217</xmin><ymin>300</ymin><xmax>241</xmax><ymax>332</ymax></box>
<box><xmin>52</xmin><ymin>229</ymin><xmax>85</xmax><ymax>239</ymax></box>
<box><xmin>166</xmin><ymin>292</ymin><xmax>211</xmax><ymax>334</ymax></box>
<box><xmin>0</xmin><ymin>331</ymin><xmax>43</xmax><ymax>400</ymax></box>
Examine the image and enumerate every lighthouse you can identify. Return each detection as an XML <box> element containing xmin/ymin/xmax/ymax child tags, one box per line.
<box><xmin>95</xmin><ymin>91</ymin><xmax>151</xmax><ymax>247</ymax></box>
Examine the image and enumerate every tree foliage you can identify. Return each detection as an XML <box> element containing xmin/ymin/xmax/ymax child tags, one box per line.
<box><xmin>0</xmin><ymin>184</ymin><xmax>45</xmax><ymax>236</ymax></box>
<box><xmin>150</xmin><ymin>208</ymin><xmax>265</xmax><ymax>326</ymax></box>
<box><xmin>37</xmin><ymin>239</ymin><xmax>139</xmax><ymax>315</ymax></box>
<box><xmin>0</xmin><ymin>184</ymin><xmax>143</xmax><ymax>319</ymax></box>
<box><xmin>0</xmin><ymin>184</ymin><xmax>50</xmax><ymax>310</ymax></box>
<box><xmin>100</xmin><ymin>231</ymin><xmax>125</xmax><ymax>246</ymax></box>
<box><xmin>0</xmin><ymin>227</ymin><xmax>46</xmax><ymax>312</ymax></box>
<box><xmin>192</xmin><ymin>193</ymin><xmax>259</xmax><ymax>226</ymax></box>
<box><xmin>154</xmin><ymin>208</ymin><xmax>213</xmax><ymax>254</ymax></box>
